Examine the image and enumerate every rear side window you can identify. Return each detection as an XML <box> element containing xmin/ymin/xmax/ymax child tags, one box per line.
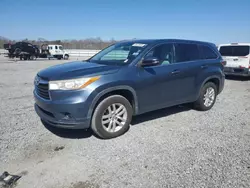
<box><xmin>219</xmin><ymin>46</ymin><xmax>250</xmax><ymax>56</ymax></box>
<box><xmin>175</xmin><ymin>43</ymin><xmax>199</xmax><ymax>63</ymax></box>
<box><xmin>199</xmin><ymin>45</ymin><xmax>218</xmax><ymax>59</ymax></box>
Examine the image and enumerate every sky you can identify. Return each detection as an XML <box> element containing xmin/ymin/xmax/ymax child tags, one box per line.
<box><xmin>1</xmin><ymin>0</ymin><xmax>250</xmax><ymax>44</ymax></box>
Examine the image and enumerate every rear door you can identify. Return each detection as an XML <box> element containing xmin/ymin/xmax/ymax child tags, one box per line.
<box><xmin>172</xmin><ymin>43</ymin><xmax>202</xmax><ymax>102</ymax></box>
<box><xmin>219</xmin><ymin>45</ymin><xmax>250</xmax><ymax>69</ymax></box>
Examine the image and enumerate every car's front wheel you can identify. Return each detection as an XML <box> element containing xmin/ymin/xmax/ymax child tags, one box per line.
<box><xmin>194</xmin><ymin>82</ymin><xmax>217</xmax><ymax>111</ymax></box>
<box><xmin>91</xmin><ymin>95</ymin><xmax>133</xmax><ymax>139</ymax></box>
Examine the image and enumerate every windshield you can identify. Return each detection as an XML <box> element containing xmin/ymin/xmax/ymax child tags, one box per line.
<box><xmin>219</xmin><ymin>46</ymin><xmax>250</xmax><ymax>56</ymax></box>
<box><xmin>89</xmin><ymin>42</ymin><xmax>148</xmax><ymax>64</ymax></box>
<box><xmin>59</xmin><ymin>46</ymin><xmax>63</xmax><ymax>50</ymax></box>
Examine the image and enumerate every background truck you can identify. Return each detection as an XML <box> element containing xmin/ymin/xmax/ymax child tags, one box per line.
<box><xmin>4</xmin><ymin>42</ymin><xmax>69</xmax><ymax>60</ymax></box>
<box><xmin>40</xmin><ymin>44</ymin><xmax>69</xmax><ymax>60</ymax></box>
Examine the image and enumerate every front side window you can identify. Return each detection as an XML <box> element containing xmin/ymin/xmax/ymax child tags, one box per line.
<box><xmin>219</xmin><ymin>46</ymin><xmax>250</xmax><ymax>56</ymax></box>
<box><xmin>145</xmin><ymin>43</ymin><xmax>174</xmax><ymax>65</ymax></box>
<box><xmin>59</xmin><ymin>46</ymin><xmax>63</xmax><ymax>50</ymax></box>
<box><xmin>55</xmin><ymin>46</ymin><xmax>58</xmax><ymax>50</ymax></box>
<box><xmin>89</xmin><ymin>42</ymin><xmax>148</xmax><ymax>64</ymax></box>
<box><xmin>175</xmin><ymin>43</ymin><xmax>199</xmax><ymax>63</ymax></box>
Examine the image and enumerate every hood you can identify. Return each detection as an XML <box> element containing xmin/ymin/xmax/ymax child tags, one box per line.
<box><xmin>38</xmin><ymin>61</ymin><xmax>121</xmax><ymax>81</ymax></box>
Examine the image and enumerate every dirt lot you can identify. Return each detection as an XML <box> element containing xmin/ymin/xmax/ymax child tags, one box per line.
<box><xmin>0</xmin><ymin>56</ymin><xmax>249</xmax><ymax>188</ymax></box>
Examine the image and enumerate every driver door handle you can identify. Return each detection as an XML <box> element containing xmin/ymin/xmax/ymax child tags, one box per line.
<box><xmin>201</xmin><ymin>64</ymin><xmax>208</xmax><ymax>69</ymax></box>
<box><xmin>171</xmin><ymin>70</ymin><xmax>181</xmax><ymax>74</ymax></box>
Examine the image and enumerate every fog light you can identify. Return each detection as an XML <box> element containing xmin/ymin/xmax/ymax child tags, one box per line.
<box><xmin>62</xmin><ymin>113</ymin><xmax>72</xmax><ymax>120</ymax></box>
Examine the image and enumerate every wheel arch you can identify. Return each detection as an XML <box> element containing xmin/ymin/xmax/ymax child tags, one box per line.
<box><xmin>87</xmin><ymin>86</ymin><xmax>139</xmax><ymax>119</ymax></box>
<box><xmin>196</xmin><ymin>75</ymin><xmax>221</xmax><ymax>100</ymax></box>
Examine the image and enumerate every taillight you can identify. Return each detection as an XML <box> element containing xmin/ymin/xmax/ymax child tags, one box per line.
<box><xmin>221</xmin><ymin>60</ymin><xmax>227</xmax><ymax>66</ymax></box>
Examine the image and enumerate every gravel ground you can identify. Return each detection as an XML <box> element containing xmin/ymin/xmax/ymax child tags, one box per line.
<box><xmin>0</xmin><ymin>56</ymin><xmax>249</xmax><ymax>188</ymax></box>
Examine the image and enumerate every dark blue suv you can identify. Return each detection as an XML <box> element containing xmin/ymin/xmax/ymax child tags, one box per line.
<box><xmin>34</xmin><ymin>39</ymin><xmax>225</xmax><ymax>138</ymax></box>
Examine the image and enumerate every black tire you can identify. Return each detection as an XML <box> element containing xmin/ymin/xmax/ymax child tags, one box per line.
<box><xmin>64</xmin><ymin>54</ymin><xmax>69</xmax><ymax>60</ymax></box>
<box><xmin>194</xmin><ymin>82</ymin><xmax>217</xmax><ymax>111</ymax></box>
<box><xmin>30</xmin><ymin>55</ymin><xmax>35</xmax><ymax>60</ymax></box>
<box><xmin>14</xmin><ymin>48</ymin><xmax>21</xmax><ymax>55</ymax></box>
<box><xmin>91</xmin><ymin>95</ymin><xmax>133</xmax><ymax>139</ymax></box>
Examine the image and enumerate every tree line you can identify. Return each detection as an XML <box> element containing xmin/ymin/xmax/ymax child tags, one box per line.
<box><xmin>0</xmin><ymin>37</ymin><xmax>118</xmax><ymax>50</ymax></box>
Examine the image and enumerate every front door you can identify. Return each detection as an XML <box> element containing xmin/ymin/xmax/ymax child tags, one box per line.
<box><xmin>136</xmin><ymin>43</ymin><xmax>180</xmax><ymax>113</ymax></box>
<box><xmin>136</xmin><ymin>42</ymin><xmax>200</xmax><ymax>114</ymax></box>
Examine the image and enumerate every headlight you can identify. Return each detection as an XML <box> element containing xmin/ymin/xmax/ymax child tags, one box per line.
<box><xmin>49</xmin><ymin>76</ymin><xmax>100</xmax><ymax>90</ymax></box>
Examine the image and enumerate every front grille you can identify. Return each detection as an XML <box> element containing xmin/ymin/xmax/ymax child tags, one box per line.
<box><xmin>36</xmin><ymin>83</ymin><xmax>50</xmax><ymax>100</ymax></box>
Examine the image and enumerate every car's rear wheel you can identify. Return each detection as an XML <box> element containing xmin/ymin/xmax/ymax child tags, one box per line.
<box><xmin>91</xmin><ymin>95</ymin><xmax>133</xmax><ymax>139</ymax></box>
<box><xmin>194</xmin><ymin>82</ymin><xmax>217</xmax><ymax>111</ymax></box>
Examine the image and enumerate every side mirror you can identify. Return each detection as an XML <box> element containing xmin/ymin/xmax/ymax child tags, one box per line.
<box><xmin>141</xmin><ymin>57</ymin><xmax>160</xmax><ymax>67</ymax></box>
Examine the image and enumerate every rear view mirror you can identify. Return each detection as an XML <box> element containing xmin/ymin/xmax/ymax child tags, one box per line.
<box><xmin>141</xmin><ymin>57</ymin><xmax>160</xmax><ymax>67</ymax></box>
<box><xmin>121</xmin><ymin>46</ymin><xmax>130</xmax><ymax>51</ymax></box>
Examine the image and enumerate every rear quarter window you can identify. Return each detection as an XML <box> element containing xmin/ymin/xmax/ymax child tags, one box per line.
<box><xmin>175</xmin><ymin>43</ymin><xmax>200</xmax><ymax>63</ymax></box>
<box><xmin>199</xmin><ymin>45</ymin><xmax>218</xmax><ymax>59</ymax></box>
<box><xmin>219</xmin><ymin>46</ymin><xmax>250</xmax><ymax>56</ymax></box>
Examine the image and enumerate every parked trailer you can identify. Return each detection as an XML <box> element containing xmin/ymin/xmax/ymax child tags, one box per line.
<box><xmin>4</xmin><ymin>42</ymin><xmax>39</xmax><ymax>60</ymax></box>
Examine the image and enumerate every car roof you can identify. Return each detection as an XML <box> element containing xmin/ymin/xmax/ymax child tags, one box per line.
<box><xmin>118</xmin><ymin>39</ymin><xmax>215</xmax><ymax>46</ymax></box>
<box><xmin>219</xmin><ymin>43</ymin><xmax>250</xmax><ymax>47</ymax></box>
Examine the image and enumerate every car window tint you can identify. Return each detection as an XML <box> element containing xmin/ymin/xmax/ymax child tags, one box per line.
<box><xmin>175</xmin><ymin>43</ymin><xmax>199</xmax><ymax>63</ymax></box>
<box><xmin>200</xmin><ymin>45</ymin><xmax>218</xmax><ymax>59</ymax></box>
<box><xmin>145</xmin><ymin>44</ymin><xmax>174</xmax><ymax>65</ymax></box>
<box><xmin>219</xmin><ymin>46</ymin><xmax>250</xmax><ymax>56</ymax></box>
<box><xmin>55</xmin><ymin>46</ymin><xmax>58</xmax><ymax>49</ymax></box>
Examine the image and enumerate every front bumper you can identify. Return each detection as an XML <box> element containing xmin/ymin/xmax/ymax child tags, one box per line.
<box><xmin>224</xmin><ymin>67</ymin><xmax>250</xmax><ymax>77</ymax></box>
<box><xmin>34</xmin><ymin>90</ymin><xmax>91</xmax><ymax>129</ymax></box>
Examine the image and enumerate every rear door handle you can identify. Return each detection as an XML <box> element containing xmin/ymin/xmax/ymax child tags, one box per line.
<box><xmin>171</xmin><ymin>70</ymin><xmax>181</xmax><ymax>74</ymax></box>
<box><xmin>201</xmin><ymin>64</ymin><xmax>208</xmax><ymax>69</ymax></box>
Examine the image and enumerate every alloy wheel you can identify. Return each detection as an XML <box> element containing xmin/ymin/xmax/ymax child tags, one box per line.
<box><xmin>101</xmin><ymin>103</ymin><xmax>128</xmax><ymax>133</ymax></box>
